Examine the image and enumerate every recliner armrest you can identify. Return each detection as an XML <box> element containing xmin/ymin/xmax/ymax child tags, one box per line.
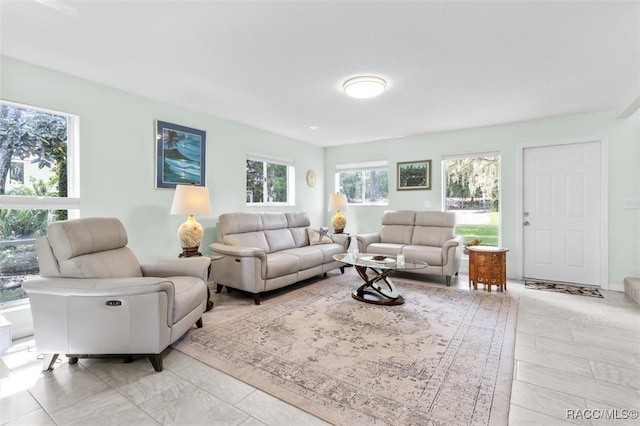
<box><xmin>139</xmin><ymin>257</ymin><xmax>211</xmax><ymax>283</ymax></box>
<box><xmin>23</xmin><ymin>276</ymin><xmax>176</xmax><ymax>297</ymax></box>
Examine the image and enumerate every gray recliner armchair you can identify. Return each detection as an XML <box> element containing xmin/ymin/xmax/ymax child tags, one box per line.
<box><xmin>23</xmin><ymin>217</ymin><xmax>210</xmax><ymax>372</ymax></box>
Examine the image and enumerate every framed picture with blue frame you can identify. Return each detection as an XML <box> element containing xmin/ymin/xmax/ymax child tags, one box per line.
<box><xmin>155</xmin><ymin>120</ymin><xmax>206</xmax><ymax>188</ymax></box>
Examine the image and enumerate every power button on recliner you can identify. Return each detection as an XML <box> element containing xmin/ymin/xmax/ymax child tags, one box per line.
<box><xmin>106</xmin><ymin>300</ymin><xmax>122</xmax><ymax>306</ymax></box>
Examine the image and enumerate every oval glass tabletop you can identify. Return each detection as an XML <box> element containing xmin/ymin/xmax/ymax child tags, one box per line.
<box><xmin>333</xmin><ymin>253</ymin><xmax>427</xmax><ymax>271</ymax></box>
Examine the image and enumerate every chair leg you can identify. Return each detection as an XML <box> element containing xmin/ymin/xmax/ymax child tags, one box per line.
<box><xmin>195</xmin><ymin>318</ymin><xmax>203</xmax><ymax>328</ymax></box>
<box><xmin>148</xmin><ymin>354</ymin><xmax>163</xmax><ymax>372</ymax></box>
<box><xmin>340</xmin><ymin>266</ymin><xmax>345</xmax><ymax>274</ymax></box>
<box><xmin>68</xmin><ymin>356</ymin><xmax>79</xmax><ymax>365</ymax></box>
<box><xmin>253</xmin><ymin>293</ymin><xmax>261</xmax><ymax>305</ymax></box>
<box><xmin>446</xmin><ymin>276</ymin><xmax>452</xmax><ymax>286</ymax></box>
<box><xmin>42</xmin><ymin>353</ymin><xmax>59</xmax><ymax>371</ymax></box>
<box><xmin>216</xmin><ymin>283</ymin><xmax>223</xmax><ymax>293</ymax></box>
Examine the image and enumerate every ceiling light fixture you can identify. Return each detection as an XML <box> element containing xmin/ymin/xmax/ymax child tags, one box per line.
<box><xmin>343</xmin><ymin>76</ymin><xmax>387</xmax><ymax>99</ymax></box>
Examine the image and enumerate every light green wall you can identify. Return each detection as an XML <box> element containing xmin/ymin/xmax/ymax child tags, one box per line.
<box><xmin>1</xmin><ymin>56</ymin><xmax>326</xmax><ymax>257</ymax></box>
<box><xmin>3</xmin><ymin>56</ymin><xmax>639</xmax><ymax>288</ymax></box>
<box><xmin>325</xmin><ymin>111</ymin><xmax>640</xmax><ymax>288</ymax></box>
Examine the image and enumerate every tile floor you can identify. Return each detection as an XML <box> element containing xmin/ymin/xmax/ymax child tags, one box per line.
<box><xmin>1</xmin><ymin>271</ymin><xmax>639</xmax><ymax>426</ymax></box>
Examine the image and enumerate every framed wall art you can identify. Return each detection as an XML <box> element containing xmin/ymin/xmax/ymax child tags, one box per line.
<box><xmin>155</xmin><ymin>120</ymin><xmax>206</xmax><ymax>189</ymax></box>
<box><xmin>397</xmin><ymin>160</ymin><xmax>431</xmax><ymax>190</ymax></box>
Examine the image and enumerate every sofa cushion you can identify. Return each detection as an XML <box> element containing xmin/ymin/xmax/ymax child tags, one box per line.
<box><xmin>226</xmin><ymin>231</ymin><xmax>270</xmax><ymax>252</ymax></box>
<box><xmin>313</xmin><ymin>243</ymin><xmax>345</xmax><ymax>263</ymax></box>
<box><xmin>307</xmin><ymin>227</ymin><xmax>332</xmax><ymax>245</ymax></box>
<box><xmin>265</xmin><ymin>252</ymin><xmax>300</xmax><ymax>278</ymax></box>
<box><xmin>282</xmin><ymin>246</ymin><xmax>324</xmax><ymax>270</ymax></box>
<box><xmin>403</xmin><ymin>245</ymin><xmax>443</xmax><ymax>266</ymax></box>
<box><xmin>265</xmin><ymin>229</ymin><xmax>296</xmax><ymax>252</ymax></box>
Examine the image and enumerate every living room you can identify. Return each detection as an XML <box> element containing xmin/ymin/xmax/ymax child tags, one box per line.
<box><xmin>1</xmin><ymin>1</ymin><xmax>639</xmax><ymax>425</ymax></box>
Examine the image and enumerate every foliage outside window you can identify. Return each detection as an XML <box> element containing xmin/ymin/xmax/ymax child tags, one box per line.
<box><xmin>0</xmin><ymin>101</ymin><xmax>79</xmax><ymax>306</ymax></box>
<box><xmin>443</xmin><ymin>153</ymin><xmax>500</xmax><ymax>248</ymax></box>
<box><xmin>246</xmin><ymin>154</ymin><xmax>294</xmax><ymax>205</ymax></box>
<box><xmin>335</xmin><ymin>161</ymin><xmax>388</xmax><ymax>205</ymax></box>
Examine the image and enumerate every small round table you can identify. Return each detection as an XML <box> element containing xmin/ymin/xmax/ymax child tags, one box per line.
<box><xmin>467</xmin><ymin>246</ymin><xmax>509</xmax><ymax>292</ymax></box>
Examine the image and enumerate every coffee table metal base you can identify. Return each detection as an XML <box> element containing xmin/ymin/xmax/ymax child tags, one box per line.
<box><xmin>352</xmin><ymin>265</ymin><xmax>404</xmax><ymax>306</ymax></box>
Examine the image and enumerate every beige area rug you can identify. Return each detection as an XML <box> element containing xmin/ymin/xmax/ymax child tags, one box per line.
<box><xmin>173</xmin><ymin>272</ymin><xmax>517</xmax><ymax>426</ymax></box>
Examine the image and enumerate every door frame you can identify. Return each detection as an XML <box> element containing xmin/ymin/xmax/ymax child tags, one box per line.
<box><xmin>516</xmin><ymin>136</ymin><xmax>609</xmax><ymax>289</ymax></box>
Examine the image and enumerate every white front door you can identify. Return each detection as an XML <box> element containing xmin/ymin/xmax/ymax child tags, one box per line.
<box><xmin>522</xmin><ymin>142</ymin><xmax>602</xmax><ymax>286</ymax></box>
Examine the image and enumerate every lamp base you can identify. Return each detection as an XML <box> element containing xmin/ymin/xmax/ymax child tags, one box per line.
<box><xmin>178</xmin><ymin>247</ymin><xmax>202</xmax><ymax>258</ymax></box>
<box><xmin>331</xmin><ymin>211</ymin><xmax>347</xmax><ymax>234</ymax></box>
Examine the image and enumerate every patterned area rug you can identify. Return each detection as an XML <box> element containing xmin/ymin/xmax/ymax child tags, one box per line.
<box><xmin>174</xmin><ymin>274</ymin><xmax>517</xmax><ymax>425</ymax></box>
<box><xmin>525</xmin><ymin>281</ymin><xmax>604</xmax><ymax>298</ymax></box>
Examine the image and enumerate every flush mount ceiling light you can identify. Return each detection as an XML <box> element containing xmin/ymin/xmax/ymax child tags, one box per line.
<box><xmin>343</xmin><ymin>76</ymin><xmax>387</xmax><ymax>99</ymax></box>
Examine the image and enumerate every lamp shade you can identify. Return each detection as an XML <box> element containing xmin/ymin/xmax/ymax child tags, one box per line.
<box><xmin>170</xmin><ymin>185</ymin><xmax>212</xmax><ymax>216</ymax></box>
<box><xmin>328</xmin><ymin>193</ymin><xmax>347</xmax><ymax>212</ymax></box>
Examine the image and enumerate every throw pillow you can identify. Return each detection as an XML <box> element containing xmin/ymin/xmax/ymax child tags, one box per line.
<box><xmin>307</xmin><ymin>227</ymin><xmax>332</xmax><ymax>245</ymax></box>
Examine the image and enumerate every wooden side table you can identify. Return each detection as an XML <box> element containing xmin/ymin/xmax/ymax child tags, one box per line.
<box><xmin>468</xmin><ymin>246</ymin><xmax>509</xmax><ymax>292</ymax></box>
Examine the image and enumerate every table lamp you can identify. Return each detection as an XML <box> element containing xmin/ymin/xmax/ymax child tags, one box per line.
<box><xmin>328</xmin><ymin>193</ymin><xmax>348</xmax><ymax>234</ymax></box>
<box><xmin>170</xmin><ymin>184</ymin><xmax>212</xmax><ymax>257</ymax></box>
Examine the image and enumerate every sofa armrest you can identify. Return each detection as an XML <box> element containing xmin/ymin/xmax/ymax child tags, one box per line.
<box><xmin>330</xmin><ymin>233</ymin><xmax>350</xmax><ymax>249</ymax></box>
<box><xmin>139</xmin><ymin>257</ymin><xmax>211</xmax><ymax>283</ymax></box>
<box><xmin>354</xmin><ymin>233</ymin><xmax>380</xmax><ymax>252</ymax></box>
<box><xmin>209</xmin><ymin>243</ymin><xmax>267</xmax><ymax>261</ymax></box>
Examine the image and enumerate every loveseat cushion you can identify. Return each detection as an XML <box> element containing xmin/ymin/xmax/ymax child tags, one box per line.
<box><xmin>367</xmin><ymin>243</ymin><xmax>405</xmax><ymax>256</ymax></box>
<box><xmin>412</xmin><ymin>212</ymin><xmax>456</xmax><ymax>246</ymax></box>
<box><xmin>403</xmin><ymin>245</ymin><xmax>443</xmax><ymax>266</ymax></box>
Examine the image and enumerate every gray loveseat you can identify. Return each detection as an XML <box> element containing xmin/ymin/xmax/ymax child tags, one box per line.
<box><xmin>209</xmin><ymin>212</ymin><xmax>347</xmax><ymax>304</ymax></box>
<box><xmin>355</xmin><ymin>210</ymin><xmax>462</xmax><ymax>285</ymax></box>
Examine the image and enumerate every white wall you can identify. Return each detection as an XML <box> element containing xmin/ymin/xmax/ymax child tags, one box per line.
<box><xmin>3</xmin><ymin>56</ymin><xmax>639</xmax><ymax>288</ymax></box>
<box><xmin>324</xmin><ymin>111</ymin><xmax>640</xmax><ymax>288</ymax></box>
<box><xmin>1</xmin><ymin>56</ymin><xmax>326</xmax><ymax>257</ymax></box>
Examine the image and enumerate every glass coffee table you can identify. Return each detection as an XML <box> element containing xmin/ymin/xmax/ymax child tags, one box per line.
<box><xmin>333</xmin><ymin>253</ymin><xmax>427</xmax><ymax>305</ymax></box>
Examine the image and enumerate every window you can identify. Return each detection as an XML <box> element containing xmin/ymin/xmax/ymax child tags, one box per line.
<box><xmin>335</xmin><ymin>161</ymin><xmax>388</xmax><ymax>205</ymax></box>
<box><xmin>0</xmin><ymin>101</ymin><xmax>80</xmax><ymax>307</ymax></box>
<box><xmin>246</xmin><ymin>153</ymin><xmax>295</xmax><ymax>206</ymax></box>
<box><xmin>442</xmin><ymin>152</ymin><xmax>500</xmax><ymax>249</ymax></box>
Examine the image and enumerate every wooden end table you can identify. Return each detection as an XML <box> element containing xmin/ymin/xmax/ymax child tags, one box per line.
<box><xmin>468</xmin><ymin>246</ymin><xmax>509</xmax><ymax>292</ymax></box>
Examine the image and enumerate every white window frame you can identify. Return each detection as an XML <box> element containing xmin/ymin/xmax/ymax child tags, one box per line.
<box><xmin>246</xmin><ymin>152</ymin><xmax>295</xmax><ymax>206</ymax></box>
<box><xmin>334</xmin><ymin>160</ymin><xmax>389</xmax><ymax>206</ymax></box>
<box><xmin>0</xmin><ymin>100</ymin><xmax>80</xmax><ymax>309</ymax></box>
<box><xmin>441</xmin><ymin>150</ymin><xmax>502</xmax><ymax>248</ymax></box>
<box><xmin>0</xmin><ymin>100</ymin><xmax>80</xmax><ymax>211</ymax></box>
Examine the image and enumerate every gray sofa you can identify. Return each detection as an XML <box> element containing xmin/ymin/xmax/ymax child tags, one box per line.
<box><xmin>209</xmin><ymin>212</ymin><xmax>347</xmax><ymax>304</ymax></box>
<box><xmin>355</xmin><ymin>210</ymin><xmax>462</xmax><ymax>285</ymax></box>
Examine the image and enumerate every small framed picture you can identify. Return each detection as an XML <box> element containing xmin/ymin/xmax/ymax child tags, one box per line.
<box><xmin>155</xmin><ymin>120</ymin><xmax>206</xmax><ymax>189</ymax></box>
<box><xmin>397</xmin><ymin>160</ymin><xmax>431</xmax><ymax>190</ymax></box>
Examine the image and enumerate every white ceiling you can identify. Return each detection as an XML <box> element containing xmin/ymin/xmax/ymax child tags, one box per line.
<box><xmin>1</xmin><ymin>1</ymin><xmax>639</xmax><ymax>146</ymax></box>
